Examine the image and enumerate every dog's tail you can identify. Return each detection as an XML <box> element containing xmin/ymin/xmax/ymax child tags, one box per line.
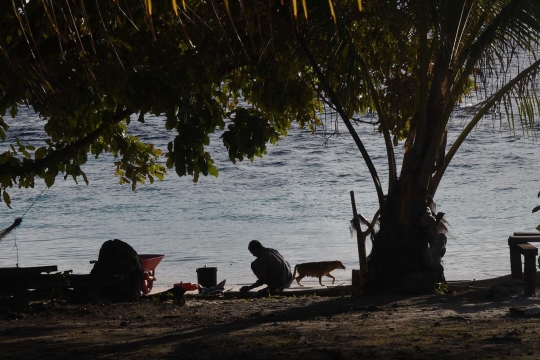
<box><xmin>293</xmin><ymin>264</ymin><xmax>298</xmax><ymax>278</ymax></box>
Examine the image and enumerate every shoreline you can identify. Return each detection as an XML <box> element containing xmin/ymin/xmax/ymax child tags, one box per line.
<box><xmin>150</xmin><ymin>273</ymin><xmax>523</xmax><ymax>295</ymax></box>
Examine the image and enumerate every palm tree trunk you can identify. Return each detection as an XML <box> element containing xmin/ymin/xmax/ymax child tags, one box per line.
<box><xmin>366</xmin><ymin>169</ymin><xmax>445</xmax><ymax>293</ymax></box>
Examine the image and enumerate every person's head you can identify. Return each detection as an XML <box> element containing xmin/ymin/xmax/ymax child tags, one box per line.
<box><xmin>248</xmin><ymin>240</ymin><xmax>264</xmax><ymax>257</ymax></box>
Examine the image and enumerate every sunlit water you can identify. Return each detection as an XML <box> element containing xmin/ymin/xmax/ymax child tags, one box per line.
<box><xmin>0</xmin><ymin>105</ymin><xmax>539</xmax><ymax>288</ymax></box>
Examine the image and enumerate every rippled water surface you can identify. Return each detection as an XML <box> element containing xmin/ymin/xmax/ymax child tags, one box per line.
<box><xmin>0</xmin><ymin>107</ymin><xmax>539</xmax><ymax>287</ymax></box>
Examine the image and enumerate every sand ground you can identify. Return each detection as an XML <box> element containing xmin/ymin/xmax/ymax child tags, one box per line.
<box><xmin>2</xmin><ymin>275</ymin><xmax>540</xmax><ymax>359</ymax></box>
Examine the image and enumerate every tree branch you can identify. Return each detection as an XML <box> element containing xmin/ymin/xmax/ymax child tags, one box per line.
<box><xmin>294</xmin><ymin>29</ymin><xmax>385</xmax><ymax>209</ymax></box>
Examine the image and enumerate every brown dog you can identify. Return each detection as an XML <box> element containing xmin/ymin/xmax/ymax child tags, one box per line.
<box><xmin>293</xmin><ymin>260</ymin><xmax>346</xmax><ymax>286</ymax></box>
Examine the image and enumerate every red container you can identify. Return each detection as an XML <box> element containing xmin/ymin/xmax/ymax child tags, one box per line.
<box><xmin>174</xmin><ymin>282</ymin><xmax>198</xmax><ymax>291</ymax></box>
<box><xmin>138</xmin><ymin>254</ymin><xmax>165</xmax><ymax>294</ymax></box>
<box><xmin>138</xmin><ymin>254</ymin><xmax>165</xmax><ymax>271</ymax></box>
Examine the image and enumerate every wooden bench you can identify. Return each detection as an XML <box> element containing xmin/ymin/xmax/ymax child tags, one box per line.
<box><xmin>0</xmin><ymin>265</ymin><xmax>60</xmax><ymax>305</ymax></box>
<box><xmin>0</xmin><ymin>265</ymin><xmax>59</xmax><ymax>292</ymax></box>
<box><xmin>508</xmin><ymin>233</ymin><xmax>540</xmax><ymax>296</ymax></box>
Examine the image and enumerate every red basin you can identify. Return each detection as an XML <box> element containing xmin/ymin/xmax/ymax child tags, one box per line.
<box><xmin>138</xmin><ymin>254</ymin><xmax>165</xmax><ymax>271</ymax></box>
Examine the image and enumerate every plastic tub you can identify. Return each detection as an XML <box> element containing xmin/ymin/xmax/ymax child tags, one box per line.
<box><xmin>196</xmin><ymin>266</ymin><xmax>217</xmax><ymax>288</ymax></box>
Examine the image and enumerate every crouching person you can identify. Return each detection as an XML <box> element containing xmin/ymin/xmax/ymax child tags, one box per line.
<box><xmin>239</xmin><ymin>240</ymin><xmax>293</xmax><ymax>296</ymax></box>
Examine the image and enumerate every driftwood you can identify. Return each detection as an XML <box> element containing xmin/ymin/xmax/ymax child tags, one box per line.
<box><xmin>144</xmin><ymin>284</ymin><xmax>354</xmax><ymax>302</ymax></box>
<box><xmin>349</xmin><ymin>191</ymin><xmax>379</xmax><ymax>288</ymax></box>
<box><xmin>218</xmin><ymin>285</ymin><xmax>354</xmax><ymax>299</ymax></box>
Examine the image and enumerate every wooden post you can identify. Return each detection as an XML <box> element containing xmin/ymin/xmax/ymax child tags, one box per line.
<box><xmin>351</xmin><ymin>269</ymin><xmax>362</xmax><ymax>295</ymax></box>
<box><xmin>509</xmin><ymin>244</ymin><xmax>523</xmax><ymax>280</ymax></box>
<box><xmin>519</xmin><ymin>243</ymin><xmax>538</xmax><ymax>297</ymax></box>
<box><xmin>524</xmin><ymin>252</ymin><xmax>537</xmax><ymax>297</ymax></box>
<box><xmin>350</xmin><ymin>191</ymin><xmax>367</xmax><ymax>284</ymax></box>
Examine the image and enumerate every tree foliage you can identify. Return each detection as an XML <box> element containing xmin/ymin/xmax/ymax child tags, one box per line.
<box><xmin>0</xmin><ymin>0</ymin><xmax>320</xmax><ymax>206</ymax></box>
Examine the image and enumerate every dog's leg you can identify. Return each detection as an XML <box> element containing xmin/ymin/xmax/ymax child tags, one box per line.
<box><xmin>325</xmin><ymin>274</ymin><xmax>335</xmax><ymax>284</ymax></box>
<box><xmin>318</xmin><ymin>276</ymin><xmax>325</xmax><ymax>286</ymax></box>
<box><xmin>295</xmin><ymin>275</ymin><xmax>305</xmax><ymax>286</ymax></box>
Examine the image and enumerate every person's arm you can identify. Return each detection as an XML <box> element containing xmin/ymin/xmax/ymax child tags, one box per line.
<box><xmin>239</xmin><ymin>278</ymin><xmax>265</xmax><ymax>293</ymax></box>
<box><xmin>240</xmin><ymin>258</ymin><xmax>268</xmax><ymax>293</ymax></box>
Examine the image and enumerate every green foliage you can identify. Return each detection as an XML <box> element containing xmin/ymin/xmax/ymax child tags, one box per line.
<box><xmin>533</xmin><ymin>191</ymin><xmax>540</xmax><ymax>231</ymax></box>
<box><xmin>0</xmin><ymin>0</ymin><xmax>319</xmax><ymax>205</ymax></box>
<box><xmin>434</xmin><ymin>281</ymin><xmax>449</xmax><ymax>295</ymax></box>
<box><xmin>222</xmin><ymin>108</ymin><xmax>281</xmax><ymax>164</ymax></box>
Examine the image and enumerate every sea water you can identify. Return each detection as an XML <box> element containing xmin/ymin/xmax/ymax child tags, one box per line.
<box><xmin>0</xmin><ymin>105</ymin><xmax>539</xmax><ymax>288</ymax></box>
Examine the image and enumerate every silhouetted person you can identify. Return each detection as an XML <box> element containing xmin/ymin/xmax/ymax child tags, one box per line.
<box><xmin>239</xmin><ymin>240</ymin><xmax>293</xmax><ymax>295</ymax></box>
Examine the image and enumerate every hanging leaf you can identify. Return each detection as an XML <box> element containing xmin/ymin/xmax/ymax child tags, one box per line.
<box><xmin>35</xmin><ymin>147</ymin><xmax>47</xmax><ymax>159</ymax></box>
<box><xmin>44</xmin><ymin>172</ymin><xmax>56</xmax><ymax>187</ymax></box>
<box><xmin>2</xmin><ymin>190</ymin><xmax>11</xmax><ymax>208</ymax></box>
<box><xmin>302</xmin><ymin>0</ymin><xmax>308</xmax><ymax>20</ymax></box>
<box><xmin>328</xmin><ymin>0</ymin><xmax>336</xmax><ymax>24</ymax></box>
<box><xmin>10</xmin><ymin>105</ymin><xmax>17</xmax><ymax>118</ymax></box>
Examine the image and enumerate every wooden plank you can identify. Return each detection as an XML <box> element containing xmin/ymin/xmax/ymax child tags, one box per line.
<box><xmin>516</xmin><ymin>243</ymin><xmax>539</xmax><ymax>254</ymax></box>
<box><xmin>182</xmin><ymin>286</ymin><xmax>355</xmax><ymax>300</ymax></box>
<box><xmin>0</xmin><ymin>265</ymin><xmax>58</xmax><ymax>276</ymax></box>
<box><xmin>219</xmin><ymin>285</ymin><xmax>354</xmax><ymax>299</ymax></box>
<box><xmin>514</xmin><ymin>232</ymin><xmax>540</xmax><ymax>236</ymax></box>
<box><xmin>508</xmin><ymin>236</ymin><xmax>540</xmax><ymax>245</ymax></box>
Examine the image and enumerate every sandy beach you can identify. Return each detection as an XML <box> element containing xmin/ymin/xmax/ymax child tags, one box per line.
<box><xmin>2</xmin><ymin>275</ymin><xmax>540</xmax><ymax>359</ymax></box>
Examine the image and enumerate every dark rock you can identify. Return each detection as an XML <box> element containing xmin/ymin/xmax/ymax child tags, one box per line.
<box><xmin>487</xmin><ymin>283</ymin><xmax>510</xmax><ymax>300</ymax></box>
<box><xmin>90</xmin><ymin>239</ymin><xmax>142</xmax><ymax>303</ymax></box>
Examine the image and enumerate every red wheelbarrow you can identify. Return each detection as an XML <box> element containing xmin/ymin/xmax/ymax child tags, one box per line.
<box><xmin>138</xmin><ymin>254</ymin><xmax>165</xmax><ymax>294</ymax></box>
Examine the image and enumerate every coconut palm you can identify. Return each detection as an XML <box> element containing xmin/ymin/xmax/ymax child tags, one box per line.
<box><xmin>246</xmin><ymin>0</ymin><xmax>540</xmax><ymax>290</ymax></box>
